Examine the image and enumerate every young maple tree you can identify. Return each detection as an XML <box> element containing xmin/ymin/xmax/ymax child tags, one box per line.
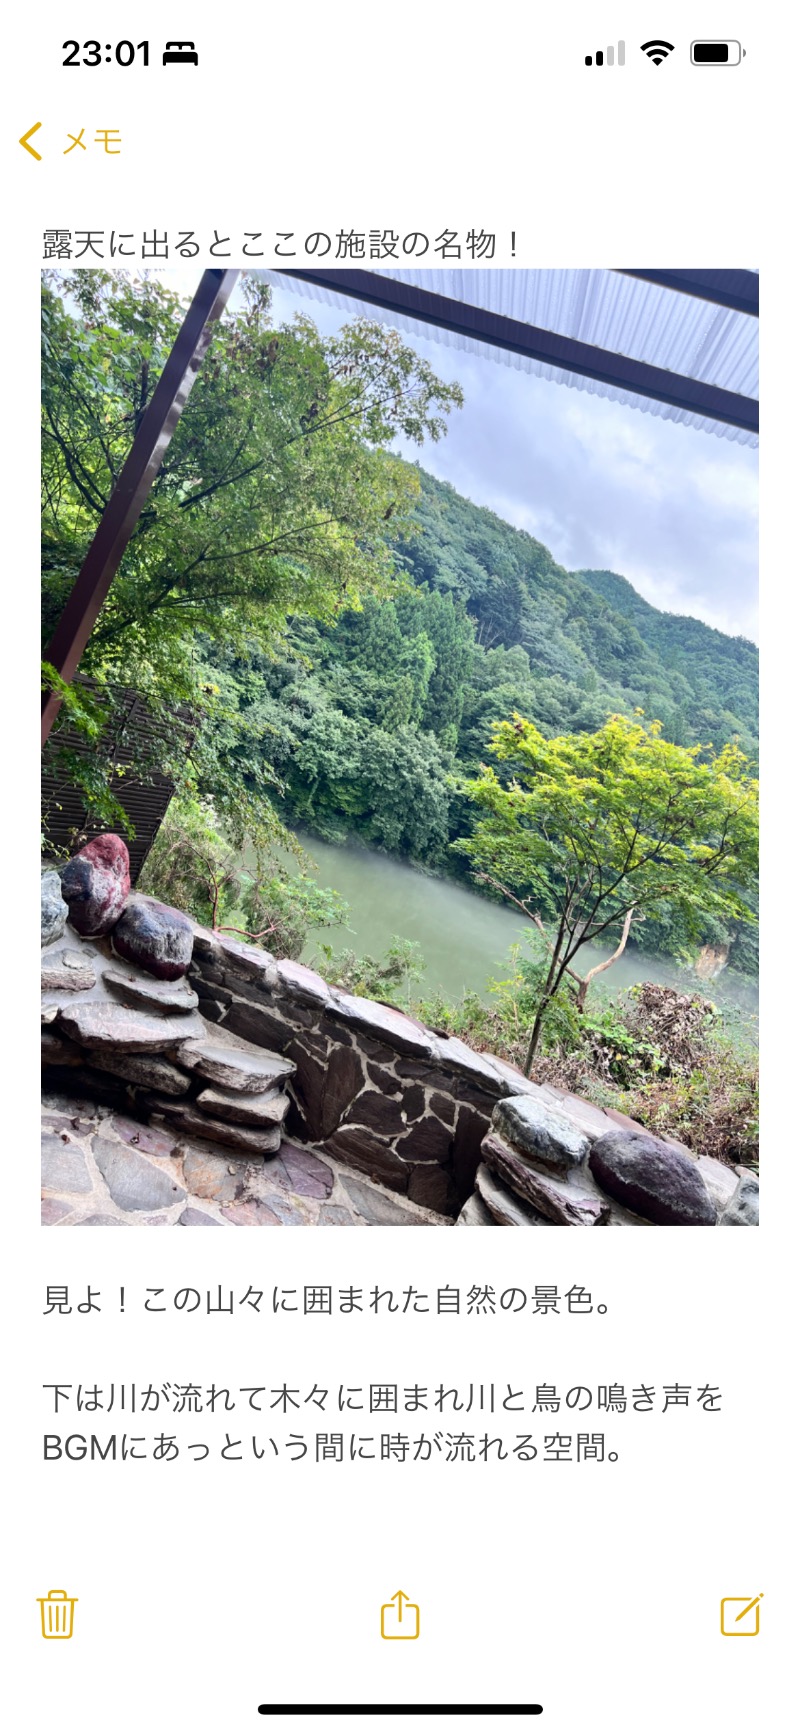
<box><xmin>457</xmin><ymin>713</ymin><xmax>759</xmax><ymax>1072</ymax></box>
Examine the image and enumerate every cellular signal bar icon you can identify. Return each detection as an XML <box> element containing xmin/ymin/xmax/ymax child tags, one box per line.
<box><xmin>585</xmin><ymin>41</ymin><xmax>626</xmax><ymax>66</ymax></box>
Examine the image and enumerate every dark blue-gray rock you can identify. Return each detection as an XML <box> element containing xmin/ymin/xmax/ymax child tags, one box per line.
<box><xmin>589</xmin><ymin>1130</ymin><xmax>716</xmax><ymax>1225</ymax></box>
<box><xmin>491</xmin><ymin>1093</ymin><xmax>590</xmax><ymax>1173</ymax></box>
<box><xmin>60</xmin><ymin>834</ymin><xmax>131</xmax><ymax>937</ymax></box>
<box><xmin>718</xmin><ymin>1172</ymin><xmax>759</xmax><ymax>1226</ymax></box>
<box><xmin>111</xmin><ymin>897</ymin><xmax>194</xmax><ymax>981</ymax></box>
<box><xmin>41</xmin><ymin>872</ymin><xmax>68</xmax><ymax>947</ymax></box>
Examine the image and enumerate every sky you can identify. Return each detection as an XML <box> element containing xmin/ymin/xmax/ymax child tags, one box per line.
<box><xmin>265</xmin><ymin>276</ymin><xmax>759</xmax><ymax>644</ymax></box>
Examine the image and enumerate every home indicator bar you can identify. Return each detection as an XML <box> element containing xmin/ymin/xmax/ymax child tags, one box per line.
<box><xmin>256</xmin><ymin>1709</ymin><xmax>544</xmax><ymax>1719</ymax></box>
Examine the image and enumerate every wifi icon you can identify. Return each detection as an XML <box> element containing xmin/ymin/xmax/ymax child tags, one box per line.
<box><xmin>640</xmin><ymin>39</ymin><xmax>675</xmax><ymax>65</ymax></box>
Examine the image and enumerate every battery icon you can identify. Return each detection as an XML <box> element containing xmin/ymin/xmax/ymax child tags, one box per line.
<box><xmin>690</xmin><ymin>40</ymin><xmax>744</xmax><ymax>64</ymax></box>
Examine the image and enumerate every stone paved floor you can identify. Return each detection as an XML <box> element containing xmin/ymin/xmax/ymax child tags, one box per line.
<box><xmin>41</xmin><ymin>1090</ymin><xmax>445</xmax><ymax>1227</ymax></box>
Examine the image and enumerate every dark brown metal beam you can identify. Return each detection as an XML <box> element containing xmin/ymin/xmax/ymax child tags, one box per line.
<box><xmin>617</xmin><ymin>268</ymin><xmax>759</xmax><ymax>317</ymax></box>
<box><xmin>279</xmin><ymin>268</ymin><xmax>759</xmax><ymax>436</ymax></box>
<box><xmin>41</xmin><ymin>267</ymin><xmax>240</xmax><ymax>746</ymax></box>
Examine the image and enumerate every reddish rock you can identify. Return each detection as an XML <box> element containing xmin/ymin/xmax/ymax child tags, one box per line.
<box><xmin>112</xmin><ymin>897</ymin><xmax>194</xmax><ymax>981</ymax></box>
<box><xmin>60</xmin><ymin>834</ymin><xmax>131</xmax><ymax>937</ymax></box>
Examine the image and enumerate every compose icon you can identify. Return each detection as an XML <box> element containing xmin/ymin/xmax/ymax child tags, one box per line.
<box><xmin>720</xmin><ymin>1594</ymin><xmax>763</xmax><ymax>1636</ymax></box>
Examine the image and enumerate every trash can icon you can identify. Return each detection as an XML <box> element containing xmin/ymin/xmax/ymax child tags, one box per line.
<box><xmin>38</xmin><ymin>1589</ymin><xmax>78</xmax><ymax>1639</ymax></box>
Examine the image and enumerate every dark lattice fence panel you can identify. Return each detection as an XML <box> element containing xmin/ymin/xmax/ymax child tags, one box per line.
<box><xmin>41</xmin><ymin>684</ymin><xmax>194</xmax><ymax>884</ymax></box>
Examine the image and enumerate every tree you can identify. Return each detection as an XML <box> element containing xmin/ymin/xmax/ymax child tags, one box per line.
<box><xmin>41</xmin><ymin>271</ymin><xmax>462</xmax><ymax>855</ymax></box>
<box><xmin>457</xmin><ymin>713</ymin><xmax>759</xmax><ymax>1072</ymax></box>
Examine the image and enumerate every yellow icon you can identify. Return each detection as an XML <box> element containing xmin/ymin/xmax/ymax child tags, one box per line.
<box><xmin>19</xmin><ymin>122</ymin><xmax>43</xmax><ymax>160</ymax></box>
<box><xmin>38</xmin><ymin>1589</ymin><xmax>78</xmax><ymax>1639</ymax></box>
<box><xmin>380</xmin><ymin>1589</ymin><xmax>420</xmax><ymax>1640</ymax></box>
<box><xmin>720</xmin><ymin>1594</ymin><xmax>763</xmax><ymax>1636</ymax></box>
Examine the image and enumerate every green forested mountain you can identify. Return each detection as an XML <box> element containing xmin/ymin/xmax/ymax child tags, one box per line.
<box><xmin>211</xmin><ymin>464</ymin><xmax>757</xmax><ymax>974</ymax></box>
<box><xmin>393</xmin><ymin>470</ymin><xmax>758</xmax><ymax>759</ymax></box>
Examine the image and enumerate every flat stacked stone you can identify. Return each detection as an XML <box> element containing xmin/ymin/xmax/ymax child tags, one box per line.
<box><xmin>195</xmin><ymin>1084</ymin><xmax>290</xmax><ymax>1127</ymax></box>
<box><xmin>177</xmin><ymin>1038</ymin><xmax>295</xmax><ymax>1093</ymax></box>
<box><xmin>104</xmin><ymin>967</ymin><xmax>199</xmax><ymax>1013</ymax></box>
<box><xmin>57</xmin><ymin>1001</ymin><xmax>207</xmax><ymax>1052</ymax></box>
<box><xmin>476</xmin><ymin>1160</ymin><xmax>549</xmax><ymax>1226</ymax></box>
<box><xmin>148</xmin><ymin>1099</ymin><xmax>283</xmax><ymax>1156</ymax></box>
<box><xmin>41</xmin><ymin>950</ymin><xmax>97</xmax><ymax>993</ymax></box>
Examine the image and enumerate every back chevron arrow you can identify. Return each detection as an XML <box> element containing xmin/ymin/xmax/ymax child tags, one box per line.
<box><xmin>19</xmin><ymin>122</ymin><xmax>43</xmax><ymax>160</ymax></box>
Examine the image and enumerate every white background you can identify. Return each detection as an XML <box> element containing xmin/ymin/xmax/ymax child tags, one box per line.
<box><xmin>4</xmin><ymin>3</ymin><xmax>795</xmax><ymax>1727</ymax></box>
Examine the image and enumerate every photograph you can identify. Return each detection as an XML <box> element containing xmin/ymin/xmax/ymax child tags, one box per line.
<box><xmin>41</xmin><ymin>266</ymin><xmax>759</xmax><ymax>1228</ymax></box>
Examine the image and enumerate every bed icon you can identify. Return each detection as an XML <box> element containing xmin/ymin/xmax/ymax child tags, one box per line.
<box><xmin>163</xmin><ymin>41</ymin><xmax>199</xmax><ymax>66</ymax></box>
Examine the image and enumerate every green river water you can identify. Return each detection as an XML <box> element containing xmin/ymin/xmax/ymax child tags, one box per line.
<box><xmin>290</xmin><ymin>832</ymin><xmax>758</xmax><ymax>1027</ymax></box>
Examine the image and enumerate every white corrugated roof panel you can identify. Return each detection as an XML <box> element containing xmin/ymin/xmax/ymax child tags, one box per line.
<box><xmin>261</xmin><ymin>267</ymin><xmax>758</xmax><ymax>445</ymax></box>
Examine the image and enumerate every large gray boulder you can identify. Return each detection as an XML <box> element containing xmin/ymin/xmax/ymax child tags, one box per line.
<box><xmin>41</xmin><ymin>872</ymin><xmax>68</xmax><ymax>947</ymax></box>
<box><xmin>589</xmin><ymin>1130</ymin><xmax>716</xmax><ymax>1225</ymax></box>
<box><xmin>491</xmin><ymin>1093</ymin><xmax>589</xmax><ymax>1173</ymax></box>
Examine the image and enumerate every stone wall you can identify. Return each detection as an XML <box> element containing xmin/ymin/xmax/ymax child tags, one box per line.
<box><xmin>42</xmin><ymin>842</ymin><xmax>758</xmax><ymax>1227</ymax></box>
<box><xmin>189</xmin><ymin>932</ymin><xmax>553</xmax><ymax>1214</ymax></box>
